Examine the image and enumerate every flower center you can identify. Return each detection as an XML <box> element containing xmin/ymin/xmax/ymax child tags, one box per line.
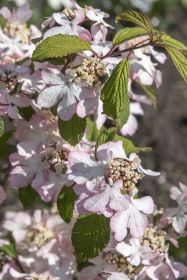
<box><xmin>108</xmin><ymin>158</ymin><xmax>144</xmax><ymax>194</ymax></box>
<box><xmin>24</xmin><ymin>223</ymin><xmax>54</xmax><ymax>249</ymax></box>
<box><xmin>41</xmin><ymin>144</ymin><xmax>68</xmax><ymax>173</ymax></box>
<box><xmin>30</xmin><ymin>272</ymin><xmax>60</xmax><ymax>280</ymax></box>
<box><xmin>73</xmin><ymin>57</ymin><xmax>107</xmax><ymax>87</ymax></box>
<box><xmin>0</xmin><ymin>71</ymin><xmax>18</xmax><ymax>92</ymax></box>
<box><xmin>4</xmin><ymin>22</ymin><xmax>31</xmax><ymax>44</ymax></box>
<box><xmin>105</xmin><ymin>252</ymin><xmax>142</xmax><ymax>280</ymax></box>
<box><xmin>63</xmin><ymin>8</ymin><xmax>75</xmax><ymax>19</ymax></box>
<box><xmin>141</xmin><ymin>227</ymin><xmax>168</xmax><ymax>254</ymax></box>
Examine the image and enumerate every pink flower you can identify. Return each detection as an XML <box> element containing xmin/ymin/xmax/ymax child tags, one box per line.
<box><xmin>0</xmin><ymin>5</ymin><xmax>41</xmax><ymax>60</ymax></box>
<box><xmin>43</xmin><ymin>10</ymin><xmax>91</xmax><ymax>41</ymax></box>
<box><xmin>3</xmin><ymin>211</ymin><xmax>31</xmax><ymax>243</ymax></box>
<box><xmin>116</xmin><ymin>238</ymin><xmax>143</xmax><ymax>266</ymax></box>
<box><xmin>86</xmin><ymin>8</ymin><xmax>114</xmax><ymax>43</ymax></box>
<box><xmin>120</xmin><ymin>102</ymin><xmax>144</xmax><ymax>136</ymax></box>
<box><xmin>110</xmin><ymin>195</ymin><xmax>154</xmax><ymax>241</ymax></box>
<box><xmin>68</xmin><ymin>141</ymin><xmax>159</xmax><ymax>187</ymax></box>
<box><xmin>36</xmin><ymin>70</ymin><xmax>89</xmax><ymax>121</ymax></box>
<box><xmin>141</xmin><ymin>254</ymin><xmax>187</xmax><ymax>280</ymax></box>
<box><xmin>169</xmin><ymin>182</ymin><xmax>187</xmax><ymax>233</ymax></box>
<box><xmin>83</xmin><ymin>180</ymin><xmax>129</xmax><ymax>217</ymax></box>
<box><xmin>0</xmin><ymin>62</ymin><xmax>31</xmax><ymax>119</ymax></box>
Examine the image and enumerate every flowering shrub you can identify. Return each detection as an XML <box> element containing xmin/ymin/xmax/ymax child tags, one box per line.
<box><xmin>0</xmin><ymin>2</ymin><xmax>187</xmax><ymax>280</ymax></box>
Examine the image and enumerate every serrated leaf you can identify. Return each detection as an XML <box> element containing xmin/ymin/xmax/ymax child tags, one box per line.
<box><xmin>72</xmin><ymin>214</ymin><xmax>110</xmax><ymax>261</ymax></box>
<box><xmin>96</xmin><ymin>128</ymin><xmax>116</xmax><ymax>150</ymax></box>
<box><xmin>57</xmin><ymin>186</ymin><xmax>77</xmax><ymax>223</ymax></box>
<box><xmin>32</xmin><ymin>34</ymin><xmax>91</xmax><ymax>62</ymax></box>
<box><xmin>116</xmin><ymin>10</ymin><xmax>153</xmax><ymax>33</ymax></box>
<box><xmin>166</xmin><ymin>47</ymin><xmax>187</xmax><ymax>83</ymax></box>
<box><xmin>115</xmin><ymin>135</ymin><xmax>152</xmax><ymax>157</ymax></box>
<box><xmin>101</xmin><ymin>59</ymin><xmax>130</xmax><ymax>127</ymax></box>
<box><xmin>19</xmin><ymin>185</ymin><xmax>48</xmax><ymax>209</ymax></box>
<box><xmin>113</xmin><ymin>27</ymin><xmax>148</xmax><ymax>46</ymax></box>
<box><xmin>58</xmin><ymin>115</ymin><xmax>86</xmax><ymax>146</ymax></box>
<box><xmin>154</xmin><ymin>33</ymin><xmax>187</xmax><ymax>52</ymax></box>
<box><xmin>0</xmin><ymin>118</ymin><xmax>4</xmax><ymax>137</ymax></box>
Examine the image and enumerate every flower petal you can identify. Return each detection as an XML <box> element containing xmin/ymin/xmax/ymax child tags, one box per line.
<box><xmin>110</xmin><ymin>210</ymin><xmax>130</xmax><ymax>241</ymax></box>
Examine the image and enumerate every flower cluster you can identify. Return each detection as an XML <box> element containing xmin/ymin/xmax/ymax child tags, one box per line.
<box><xmin>0</xmin><ymin>1</ymin><xmax>186</xmax><ymax>280</ymax></box>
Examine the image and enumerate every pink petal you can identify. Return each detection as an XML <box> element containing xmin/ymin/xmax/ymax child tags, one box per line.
<box><xmin>132</xmin><ymin>196</ymin><xmax>154</xmax><ymax>214</ymax></box>
<box><xmin>84</xmin><ymin>187</ymin><xmax>110</xmax><ymax>214</ymax></box>
<box><xmin>129</xmin><ymin>207</ymin><xmax>147</xmax><ymax>238</ymax></box>
<box><xmin>110</xmin><ymin>210</ymin><xmax>130</xmax><ymax>241</ymax></box>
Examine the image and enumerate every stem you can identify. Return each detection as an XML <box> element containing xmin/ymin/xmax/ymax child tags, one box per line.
<box><xmin>101</xmin><ymin>38</ymin><xmax>152</xmax><ymax>59</ymax></box>
<box><xmin>101</xmin><ymin>46</ymin><xmax>117</xmax><ymax>60</ymax></box>
<box><xmin>111</xmin><ymin>39</ymin><xmax>151</xmax><ymax>57</ymax></box>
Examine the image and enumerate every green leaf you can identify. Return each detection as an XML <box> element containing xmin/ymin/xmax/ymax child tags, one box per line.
<box><xmin>101</xmin><ymin>59</ymin><xmax>130</xmax><ymax>127</ymax></box>
<box><xmin>116</xmin><ymin>10</ymin><xmax>153</xmax><ymax>33</ymax></box>
<box><xmin>0</xmin><ymin>16</ymin><xmax>6</xmax><ymax>28</ymax></box>
<box><xmin>19</xmin><ymin>186</ymin><xmax>48</xmax><ymax>209</ymax></box>
<box><xmin>86</xmin><ymin>118</ymin><xmax>100</xmax><ymax>142</ymax></box>
<box><xmin>0</xmin><ymin>234</ymin><xmax>17</xmax><ymax>258</ymax></box>
<box><xmin>58</xmin><ymin>115</ymin><xmax>86</xmax><ymax>146</ymax></box>
<box><xmin>96</xmin><ymin>128</ymin><xmax>116</xmax><ymax>150</ymax></box>
<box><xmin>72</xmin><ymin>214</ymin><xmax>110</xmax><ymax>261</ymax></box>
<box><xmin>57</xmin><ymin>186</ymin><xmax>77</xmax><ymax>223</ymax></box>
<box><xmin>154</xmin><ymin>33</ymin><xmax>187</xmax><ymax>52</ymax></box>
<box><xmin>165</xmin><ymin>47</ymin><xmax>187</xmax><ymax>83</ymax></box>
<box><xmin>19</xmin><ymin>107</ymin><xmax>35</xmax><ymax>121</ymax></box>
<box><xmin>113</xmin><ymin>27</ymin><xmax>148</xmax><ymax>46</ymax></box>
<box><xmin>0</xmin><ymin>118</ymin><xmax>4</xmax><ymax>137</ymax></box>
<box><xmin>32</xmin><ymin>34</ymin><xmax>91</xmax><ymax>62</ymax></box>
<box><xmin>46</xmin><ymin>57</ymin><xmax>65</xmax><ymax>65</ymax></box>
<box><xmin>0</xmin><ymin>131</ymin><xmax>16</xmax><ymax>159</ymax></box>
<box><xmin>114</xmin><ymin>135</ymin><xmax>152</xmax><ymax>157</ymax></box>
<box><xmin>169</xmin><ymin>236</ymin><xmax>187</xmax><ymax>257</ymax></box>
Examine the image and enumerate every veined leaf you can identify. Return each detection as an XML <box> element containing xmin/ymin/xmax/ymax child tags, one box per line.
<box><xmin>114</xmin><ymin>135</ymin><xmax>152</xmax><ymax>157</ymax></box>
<box><xmin>113</xmin><ymin>27</ymin><xmax>149</xmax><ymax>46</ymax></box>
<box><xmin>57</xmin><ymin>186</ymin><xmax>77</xmax><ymax>223</ymax></box>
<box><xmin>58</xmin><ymin>115</ymin><xmax>86</xmax><ymax>146</ymax></box>
<box><xmin>72</xmin><ymin>214</ymin><xmax>110</xmax><ymax>261</ymax></box>
<box><xmin>101</xmin><ymin>59</ymin><xmax>130</xmax><ymax>127</ymax></box>
<box><xmin>166</xmin><ymin>47</ymin><xmax>187</xmax><ymax>83</ymax></box>
<box><xmin>116</xmin><ymin>10</ymin><xmax>153</xmax><ymax>33</ymax></box>
<box><xmin>0</xmin><ymin>118</ymin><xmax>4</xmax><ymax>137</ymax></box>
<box><xmin>154</xmin><ymin>33</ymin><xmax>187</xmax><ymax>52</ymax></box>
<box><xmin>32</xmin><ymin>34</ymin><xmax>91</xmax><ymax>62</ymax></box>
<box><xmin>96</xmin><ymin>128</ymin><xmax>116</xmax><ymax>150</ymax></box>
